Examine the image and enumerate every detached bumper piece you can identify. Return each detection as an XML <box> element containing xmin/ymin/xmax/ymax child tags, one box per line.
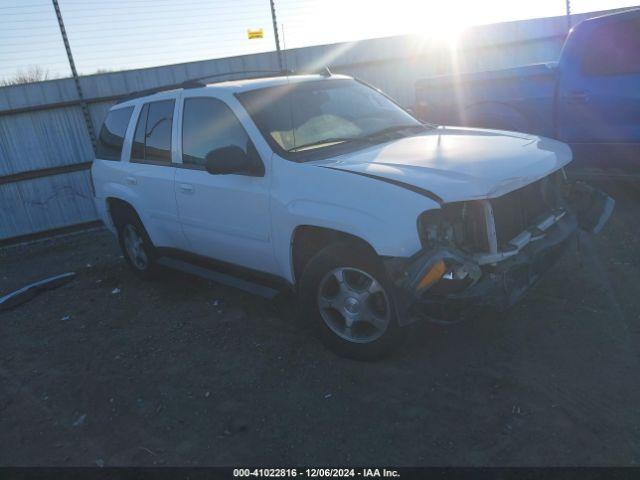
<box><xmin>388</xmin><ymin>180</ymin><xmax>614</xmax><ymax>325</ymax></box>
<box><xmin>0</xmin><ymin>272</ymin><xmax>76</xmax><ymax>311</ymax></box>
<box><xmin>568</xmin><ymin>181</ymin><xmax>615</xmax><ymax>234</ymax></box>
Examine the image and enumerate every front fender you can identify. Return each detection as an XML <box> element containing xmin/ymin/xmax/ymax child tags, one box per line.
<box><xmin>287</xmin><ymin>199</ymin><xmax>384</xmax><ymax>247</ymax></box>
<box><xmin>270</xmin><ymin>155</ymin><xmax>441</xmax><ymax>283</ymax></box>
<box><xmin>273</xmin><ymin>198</ymin><xmax>433</xmax><ymax>284</ymax></box>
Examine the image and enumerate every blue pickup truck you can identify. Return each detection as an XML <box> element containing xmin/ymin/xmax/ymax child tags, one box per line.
<box><xmin>415</xmin><ymin>9</ymin><xmax>640</xmax><ymax>170</ymax></box>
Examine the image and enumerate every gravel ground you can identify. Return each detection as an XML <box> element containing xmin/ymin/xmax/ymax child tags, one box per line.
<box><xmin>1</xmin><ymin>180</ymin><xmax>640</xmax><ymax>467</ymax></box>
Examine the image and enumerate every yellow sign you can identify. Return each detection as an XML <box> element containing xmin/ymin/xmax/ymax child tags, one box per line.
<box><xmin>247</xmin><ymin>28</ymin><xmax>264</xmax><ymax>40</ymax></box>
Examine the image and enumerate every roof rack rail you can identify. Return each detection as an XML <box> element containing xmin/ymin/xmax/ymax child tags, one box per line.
<box><xmin>114</xmin><ymin>66</ymin><xmax>333</xmax><ymax>104</ymax></box>
<box><xmin>115</xmin><ymin>69</ymin><xmax>295</xmax><ymax>104</ymax></box>
<box><xmin>188</xmin><ymin>69</ymin><xmax>295</xmax><ymax>85</ymax></box>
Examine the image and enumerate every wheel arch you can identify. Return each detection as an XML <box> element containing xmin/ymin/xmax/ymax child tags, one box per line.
<box><xmin>105</xmin><ymin>196</ymin><xmax>141</xmax><ymax>229</ymax></box>
<box><xmin>290</xmin><ymin>225</ymin><xmax>379</xmax><ymax>287</ymax></box>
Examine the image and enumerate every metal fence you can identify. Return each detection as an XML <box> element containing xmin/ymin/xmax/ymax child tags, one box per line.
<box><xmin>0</xmin><ymin>6</ymin><xmax>629</xmax><ymax>241</ymax></box>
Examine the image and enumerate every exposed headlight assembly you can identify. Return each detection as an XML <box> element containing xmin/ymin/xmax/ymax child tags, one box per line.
<box><xmin>417</xmin><ymin>202</ymin><xmax>487</xmax><ymax>252</ymax></box>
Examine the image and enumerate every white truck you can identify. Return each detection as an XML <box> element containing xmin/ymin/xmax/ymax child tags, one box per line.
<box><xmin>91</xmin><ymin>73</ymin><xmax>613</xmax><ymax>359</ymax></box>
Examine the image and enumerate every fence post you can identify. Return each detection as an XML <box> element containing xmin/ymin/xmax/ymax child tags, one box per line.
<box><xmin>51</xmin><ymin>0</ymin><xmax>97</xmax><ymax>151</ymax></box>
<box><xmin>269</xmin><ymin>0</ymin><xmax>284</xmax><ymax>71</ymax></box>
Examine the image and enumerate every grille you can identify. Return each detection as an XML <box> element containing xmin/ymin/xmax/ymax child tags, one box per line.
<box><xmin>490</xmin><ymin>172</ymin><xmax>562</xmax><ymax>247</ymax></box>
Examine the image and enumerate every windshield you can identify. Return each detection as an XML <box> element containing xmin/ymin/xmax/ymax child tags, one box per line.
<box><xmin>237</xmin><ymin>78</ymin><xmax>425</xmax><ymax>158</ymax></box>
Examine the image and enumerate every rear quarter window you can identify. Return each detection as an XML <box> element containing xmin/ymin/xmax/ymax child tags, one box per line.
<box><xmin>96</xmin><ymin>106</ymin><xmax>134</xmax><ymax>161</ymax></box>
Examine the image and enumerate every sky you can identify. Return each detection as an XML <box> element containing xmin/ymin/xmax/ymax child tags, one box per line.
<box><xmin>1</xmin><ymin>0</ymin><xmax>638</xmax><ymax>82</ymax></box>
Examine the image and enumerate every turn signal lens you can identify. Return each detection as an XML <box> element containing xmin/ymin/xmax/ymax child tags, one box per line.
<box><xmin>417</xmin><ymin>259</ymin><xmax>446</xmax><ymax>291</ymax></box>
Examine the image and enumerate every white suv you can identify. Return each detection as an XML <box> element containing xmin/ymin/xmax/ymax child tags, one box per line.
<box><xmin>91</xmin><ymin>73</ymin><xmax>613</xmax><ymax>359</ymax></box>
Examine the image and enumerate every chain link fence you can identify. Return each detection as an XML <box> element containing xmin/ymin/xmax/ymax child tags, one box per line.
<box><xmin>1</xmin><ymin>0</ymin><xmax>637</xmax><ymax>85</ymax></box>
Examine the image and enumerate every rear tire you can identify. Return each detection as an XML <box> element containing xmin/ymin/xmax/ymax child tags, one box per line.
<box><xmin>299</xmin><ymin>242</ymin><xmax>404</xmax><ymax>360</ymax></box>
<box><xmin>114</xmin><ymin>209</ymin><xmax>160</xmax><ymax>280</ymax></box>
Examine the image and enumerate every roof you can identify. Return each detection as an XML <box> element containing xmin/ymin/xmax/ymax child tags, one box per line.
<box><xmin>203</xmin><ymin>73</ymin><xmax>351</xmax><ymax>92</ymax></box>
<box><xmin>112</xmin><ymin>73</ymin><xmax>351</xmax><ymax>109</ymax></box>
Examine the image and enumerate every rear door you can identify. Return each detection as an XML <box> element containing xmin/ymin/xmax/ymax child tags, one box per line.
<box><xmin>558</xmin><ymin>15</ymin><xmax>640</xmax><ymax>166</ymax></box>
<box><xmin>119</xmin><ymin>97</ymin><xmax>183</xmax><ymax>248</ymax></box>
<box><xmin>174</xmin><ymin>95</ymin><xmax>276</xmax><ymax>274</ymax></box>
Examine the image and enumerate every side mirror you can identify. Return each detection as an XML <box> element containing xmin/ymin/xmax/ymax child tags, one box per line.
<box><xmin>205</xmin><ymin>146</ymin><xmax>252</xmax><ymax>175</ymax></box>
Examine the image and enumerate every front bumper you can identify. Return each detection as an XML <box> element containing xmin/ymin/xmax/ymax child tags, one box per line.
<box><xmin>386</xmin><ymin>182</ymin><xmax>614</xmax><ymax>325</ymax></box>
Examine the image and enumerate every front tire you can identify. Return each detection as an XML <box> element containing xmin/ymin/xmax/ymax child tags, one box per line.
<box><xmin>299</xmin><ymin>242</ymin><xmax>404</xmax><ymax>360</ymax></box>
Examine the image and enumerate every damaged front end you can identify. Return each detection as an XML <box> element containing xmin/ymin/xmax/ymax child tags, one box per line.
<box><xmin>386</xmin><ymin>171</ymin><xmax>615</xmax><ymax>324</ymax></box>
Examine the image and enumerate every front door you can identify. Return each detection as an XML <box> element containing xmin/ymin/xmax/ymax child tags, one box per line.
<box><xmin>174</xmin><ymin>96</ymin><xmax>276</xmax><ymax>274</ymax></box>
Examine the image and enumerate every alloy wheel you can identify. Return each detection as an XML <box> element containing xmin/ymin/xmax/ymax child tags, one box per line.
<box><xmin>317</xmin><ymin>267</ymin><xmax>391</xmax><ymax>344</ymax></box>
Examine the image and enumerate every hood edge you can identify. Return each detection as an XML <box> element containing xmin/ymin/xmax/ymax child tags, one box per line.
<box><xmin>320</xmin><ymin>166</ymin><xmax>444</xmax><ymax>205</ymax></box>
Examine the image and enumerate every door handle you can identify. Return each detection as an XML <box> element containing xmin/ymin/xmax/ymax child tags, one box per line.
<box><xmin>125</xmin><ymin>176</ymin><xmax>137</xmax><ymax>185</ymax></box>
<box><xmin>179</xmin><ymin>183</ymin><xmax>195</xmax><ymax>194</ymax></box>
<box><xmin>567</xmin><ymin>91</ymin><xmax>590</xmax><ymax>104</ymax></box>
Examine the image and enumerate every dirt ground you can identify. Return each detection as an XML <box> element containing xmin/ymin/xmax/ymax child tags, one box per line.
<box><xmin>1</xmin><ymin>179</ymin><xmax>640</xmax><ymax>467</ymax></box>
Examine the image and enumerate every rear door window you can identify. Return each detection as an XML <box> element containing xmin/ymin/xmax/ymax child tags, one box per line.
<box><xmin>582</xmin><ymin>17</ymin><xmax>640</xmax><ymax>76</ymax></box>
<box><xmin>131</xmin><ymin>100</ymin><xmax>175</xmax><ymax>164</ymax></box>
<box><xmin>96</xmin><ymin>106</ymin><xmax>134</xmax><ymax>161</ymax></box>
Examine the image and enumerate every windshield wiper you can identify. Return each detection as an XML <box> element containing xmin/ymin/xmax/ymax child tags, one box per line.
<box><xmin>287</xmin><ymin>124</ymin><xmax>431</xmax><ymax>153</ymax></box>
<box><xmin>286</xmin><ymin>136</ymin><xmax>369</xmax><ymax>152</ymax></box>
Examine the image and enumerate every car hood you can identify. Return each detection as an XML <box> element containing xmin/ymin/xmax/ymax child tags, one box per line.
<box><xmin>314</xmin><ymin>126</ymin><xmax>572</xmax><ymax>203</ymax></box>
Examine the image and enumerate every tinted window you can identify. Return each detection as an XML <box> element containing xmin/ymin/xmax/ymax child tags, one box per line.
<box><xmin>182</xmin><ymin>97</ymin><xmax>254</xmax><ymax>167</ymax></box>
<box><xmin>131</xmin><ymin>100</ymin><xmax>175</xmax><ymax>164</ymax></box>
<box><xmin>96</xmin><ymin>106</ymin><xmax>133</xmax><ymax>161</ymax></box>
<box><xmin>582</xmin><ymin>18</ymin><xmax>640</xmax><ymax>76</ymax></box>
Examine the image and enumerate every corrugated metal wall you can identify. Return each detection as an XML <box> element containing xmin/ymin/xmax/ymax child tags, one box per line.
<box><xmin>0</xmin><ymin>10</ymin><xmax>611</xmax><ymax>241</ymax></box>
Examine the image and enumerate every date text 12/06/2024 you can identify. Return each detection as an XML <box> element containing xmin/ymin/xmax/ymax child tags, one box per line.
<box><xmin>233</xmin><ymin>468</ymin><xmax>401</xmax><ymax>478</ymax></box>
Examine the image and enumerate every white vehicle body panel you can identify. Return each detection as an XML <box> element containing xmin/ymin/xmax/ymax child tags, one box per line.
<box><xmin>91</xmin><ymin>74</ymin><xmax>576</xmax><ymax>286</ymax></box>
<box><xmin>269</xmin><ymin>156</ymin><xmax>439</xmax><ymax>282</ymax></box>
<box><xmin>174</xmin><ymin>167</ymin><xmax>275</xmax><ymax>271</ymax></box>
<box><xmin>316</xmin><ymin>126</ymin><xmax>573</xmax><ymax>203</ymax></box>
<box><xmin>117</xmin><ymin>162</ymin><xmax>180</xmax><ymax>247</ymax></box>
